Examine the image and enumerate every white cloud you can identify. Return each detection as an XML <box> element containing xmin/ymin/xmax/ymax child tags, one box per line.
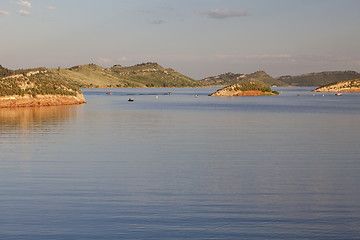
<box><xmin>17</xmin><ymin>9</ymin><xmax>31</xmax><ymax>16</ymax></box>
<box><xmin>0</xmin><ymin>10</ymin><xmax>11</xmax><ymax>16</ymax></box>
<box><xmin>97</xmin><ymin>57</ymin><xmax>112</xmax><ymax>64</ymax></box>
<box><xmin>118</xmin><ymin>57</ymin><xmax>128</xmax><ymax>62</ymax></box>
<box><xmin>47</xmin><ymin>6</ymin><xmax>56</xmax><ymax>10</ymax></box>
<box><xmin>195</xmin><ymin>9</ymin><xmax>248</xmax><ymax>19</ymax></box>
<box><xmin>13</xmin><ymin>0</ymin><xmax>32</xmax><ymax>8</ymax></box>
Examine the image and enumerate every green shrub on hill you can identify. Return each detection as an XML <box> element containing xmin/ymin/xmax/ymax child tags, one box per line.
<box><xmin>232</xmin><ymin>82</ymin><xmax>272</xmax><ymax>92</ymax></box>
<box><xmin>0</xmin><ymin>72</ymin><xmax>81</xmax><ymax>97</ymax></box>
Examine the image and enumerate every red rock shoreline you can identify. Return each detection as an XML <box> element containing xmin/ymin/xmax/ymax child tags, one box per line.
<box><xmin>0</xmin><ymin>94</ymin><xmax>86</xmax><ymax>108</ymax></box>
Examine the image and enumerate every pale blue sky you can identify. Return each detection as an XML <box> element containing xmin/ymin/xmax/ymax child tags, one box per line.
<box><xmin>1</xmin><ymin>0</ymin><xmax>360</xmax><ymax>79</ymax></box>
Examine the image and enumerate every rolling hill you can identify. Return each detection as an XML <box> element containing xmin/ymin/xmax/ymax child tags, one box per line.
<box><xmin>199</xmin><ymin>71</ymin><xmax>287</xmax><ymax>87</ymax></box>
<box><xmin>58</xmin><ymin>62</ymin><xmax>201</xmax><ymax>88</ymax></box>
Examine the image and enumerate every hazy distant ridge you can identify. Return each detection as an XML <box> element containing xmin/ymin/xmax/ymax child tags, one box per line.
<box><xmin>277</xmin><ymin>71</ymin><xmax>360</xmax><ymax>86</ymax></box>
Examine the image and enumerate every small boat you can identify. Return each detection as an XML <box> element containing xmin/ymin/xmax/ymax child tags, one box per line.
<box><xmin>106</xmin><ymin>92</ymin><xmax>112</xmax><ymax>95</ymax></box>
<box><xmin>128</xmin><ymin>98</ymin><xmax>134</xmax><ymax>102</ymax></box>
<box><xmin>167</xmin><ymin>92</ymin><xmax>172</xmax><ymax>95</ymax></box>
<box><xmin>335</xmin><ymin>93</ymin><xmax>342</xmax><ymax>96</ymax></box>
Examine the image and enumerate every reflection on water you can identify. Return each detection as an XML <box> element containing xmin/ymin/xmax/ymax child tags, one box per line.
<box><xmin>0</xmin><ymin>105</ymin><xmax>82</xmax><ymax>135</ymax></box>
<box><xmin>0</xmin><ymin>106</ymin><xmax>83</xmax><ymax>173</ymax></box>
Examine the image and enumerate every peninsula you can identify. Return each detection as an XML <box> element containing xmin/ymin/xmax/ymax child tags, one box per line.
<box><xmin>313</xmin><ymin>78</ymin><xmax>360</xmax><ymax>92</ymax></box>
<box><xmin>0</xmin><ymin>67</ymin><xmax>85</xmax><ymax>108</ymax></box>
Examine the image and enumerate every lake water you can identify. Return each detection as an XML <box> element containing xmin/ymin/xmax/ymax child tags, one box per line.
<box><xmin>1</xmin><ymin>87</ymin><xmax>360</xmax><ymax>239</ymax></box>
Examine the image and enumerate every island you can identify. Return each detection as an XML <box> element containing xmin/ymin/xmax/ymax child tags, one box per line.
<box><xmin>313</xmin><ymin>78</ymin><xmax>360</xmax><ymax>92</ymax></box>
<box><xmin>210</xmin><ymin>82</ymin><xmax>279</xmax><ymax>97</ymax></box>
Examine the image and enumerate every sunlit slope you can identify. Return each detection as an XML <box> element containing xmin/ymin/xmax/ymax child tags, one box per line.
<box><xmin>52</xmin><ymin>62</ymin><xmax>200</xmax><ymax>88</ymax></box>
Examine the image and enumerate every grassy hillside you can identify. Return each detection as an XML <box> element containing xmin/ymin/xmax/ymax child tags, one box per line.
<box><xmin>278</xmin><ymin>71</ymin><xmax>360</xmax><ymax>86</ymax></box>
<box><xmin>240</xmin><ymin>71</ymin><xmax>287</xmax><ymax>86</ymax></box>
<box><xmin>0</xmin><ymin>69</ymin><xmax>81</xmax><ymax>97</ymax></box>
<box><xmin>2</xmin><ymin>62</ymin><xmax>201</xmax><ymax>90</ymax></box>
<box><xmin>56</xmin><ymin>62</ymin><xmax>201</xmax><ymax>88</ymax></box>
<box><xmin>199</xmin><ymin>72</ymin><xmax>246</xmax><ymax>86</ymax></box>
<box><xmin>314</xmin><ymin>78</ymin><xmax>360</xmax><ymax>92</ymax></box>
<box><xmin>200</xmin><ymin>71</ymin><xmax>287</xmax><ymax>87</ymax></box>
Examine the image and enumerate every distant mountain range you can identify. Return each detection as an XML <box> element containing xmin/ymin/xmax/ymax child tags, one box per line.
<box><xmin>200</xmin><ymin>70</ymin><xmax>360</xmax><ymax>87</ymax></box>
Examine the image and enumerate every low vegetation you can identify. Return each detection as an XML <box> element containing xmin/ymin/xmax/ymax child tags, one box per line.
<box><xmin>313</xmin><ymin>78</ymin><xmax>360</xmax><ymax>92</ymax></box>
<box><xmin>0</xmin><ymin>69</ymin><xmax>81</xmax><ymax>97</ymax></box>
<box><xmin>59</xmin><ymin>62</ymin><xmax>201</xmax><ymax>88</ymax></box>
<box><xmin>200</xmin><ymin>71</ymin><xmax>287</xmax><ymax>87</ymax></box>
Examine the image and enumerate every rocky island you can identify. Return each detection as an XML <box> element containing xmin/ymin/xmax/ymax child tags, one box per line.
<box><xmin>0</xmin><ymin>67</ymin><xmax>86</xmax><ymax>108</ymax></box>
<box><xmin>313</xmin><ymin>78</ymin><xmax>360</xmax><ymax>92</ymax></box>
<box><xmin>210</xmin><ymin>82</ymin><xmax>279</xmax><ymax>97</ymax></box>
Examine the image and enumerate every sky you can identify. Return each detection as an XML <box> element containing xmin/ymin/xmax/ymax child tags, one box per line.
<box><xmin>1</xmin><ymin>0</ymin><xmax>360</xmax><ymax>79</ymax></box>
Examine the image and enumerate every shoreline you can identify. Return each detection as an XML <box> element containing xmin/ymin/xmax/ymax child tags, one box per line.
<box><xmin>0</xmin><ymin>94</ymin><xmax>86</xmax><ymax>108</ymax></box>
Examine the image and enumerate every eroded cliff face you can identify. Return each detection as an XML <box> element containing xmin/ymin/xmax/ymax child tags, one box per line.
<box><xmin>0</xmin><ymin>93</ymin><xmax>86</xmax><ymax>108</ymax></box>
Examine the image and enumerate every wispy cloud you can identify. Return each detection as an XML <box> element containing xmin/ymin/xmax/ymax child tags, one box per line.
<box><xmin>195</xmin><ymin>9</ymin><xmax>248</xmax><ymax>19</ymax></box>
<box><xmin>12</xmin><ymin>0</ymin><xmax>32</xmax><ymax>8</ymax></box>
<box><xmin>0</xmin><ymin>10</ymin><xmax>11</xmax><ymax>16</ymax></box>
<box><xmin>47</xmin><ymin>6</ymin><xmax>56</xmax><ymax>11</ymax></box>
<box><xmin>118</xmin><ymin>56</ymin><xmax>128</xmax><ymax>62</ymax></box>
<box><xmin>149</xmin><ymin>19</ymin><xmax>166</xmax><ymax>25</ymax></box>
<box><xmin>97</xmin><ymin>57</ymin><xmax>112</xmax><ymax>64</ymax></box>
<box><xmin>17</xmin><ymin>9</ymin><xmax>31</xmax><ymax>16</ymax></box>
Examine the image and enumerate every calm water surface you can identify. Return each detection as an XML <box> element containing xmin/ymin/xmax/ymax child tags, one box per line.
<box><xmin>1</xmin><ymin>87</ymin><xmax>360</xmax><ymax>239</ymax></box>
